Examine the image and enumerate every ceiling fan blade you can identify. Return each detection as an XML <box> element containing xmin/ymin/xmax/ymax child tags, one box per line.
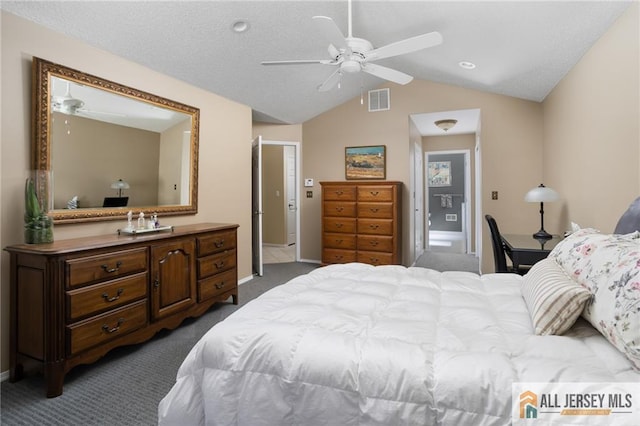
<box><xmin>366</xmin><ymin>31</ymin><xmax>443</xmax><ymax>61</ymax></box>
<box><xmin>317</xmin><ymin>68</ymin><xmax>342</xmax><ymax>92</ymax></box>
<box><xmin>262</xmin><ymin>59</ymin><xmax>333</xmax><ymax>66</ymax></box>
<box><xmin>362</xmin><ymin>63</ymin><xmax>413</xmax><ymax>85</ymax></box>
<box><xmin>312</xmin><ymin>16</ymin><xmax>351</xmax><ymax>55</ymax></box>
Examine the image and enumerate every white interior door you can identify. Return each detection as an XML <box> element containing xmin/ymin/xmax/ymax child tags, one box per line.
<box><xmin>285</xmin><ymin>146</ymin><xmax>296</xmax><ymax>246</ymax></box>
<box><xmin>252</xmin><ymin>136</ymin><xmax>263</xmax><ymax>276</ymax></box>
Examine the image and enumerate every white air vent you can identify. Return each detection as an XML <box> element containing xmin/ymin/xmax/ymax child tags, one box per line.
<box><xmin>368</xmin><ymin>88</ymin><xmax>390</xmax><ymax>112</ymax></box>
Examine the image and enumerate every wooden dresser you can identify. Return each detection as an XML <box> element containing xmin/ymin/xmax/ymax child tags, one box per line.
<box><xmin>4</xmin><ymin>222</ymin><xmax>238</xmax><ymax>397</ymax></box>
<box><xmin>321</xmin><ymin>181</ymin><xmax>402</xmax><ymax>265</ymax></box>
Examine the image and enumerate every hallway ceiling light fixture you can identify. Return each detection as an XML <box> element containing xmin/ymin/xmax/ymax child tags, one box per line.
<box><xmin>232</xmin><ymin>20</ymin><xmax>250</xmax><ymax>33</ymax></box>
<box><xmin>434</xmin><ymin>119</ymin><xmax>458</xmax><ymax>132</ymax></box>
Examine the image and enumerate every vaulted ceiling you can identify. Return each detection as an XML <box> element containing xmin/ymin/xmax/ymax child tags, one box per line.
<box><xmin>2</xmin><ymin>1</ymin><xmax>632</xmax><ymax>126</ymax></box>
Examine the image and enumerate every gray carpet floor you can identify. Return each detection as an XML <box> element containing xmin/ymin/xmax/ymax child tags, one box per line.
<box><xmin>0</xmin><ymin>262</ymin><xmax>319</xmax><ymax>426</ymax></box>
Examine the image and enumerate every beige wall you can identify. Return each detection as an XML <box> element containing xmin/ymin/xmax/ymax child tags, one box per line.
<box><xmin>52</xmin><ymin>112</ymin><xmax>160</xmax><ymax>208</ymax></box>
<box><xmin>543</xmin><ymin>3</ymin><xmax>639</xmax><ymax>232</ymax></box>
<box><xmin>301</xmin><ymin>80</ymin><xmax>544</xmax><ymax>271</ymax></box>
<box><xmin>1</xmin><ymin>12</ymin><xmax>253</xmax><ymax>372</ymax></box>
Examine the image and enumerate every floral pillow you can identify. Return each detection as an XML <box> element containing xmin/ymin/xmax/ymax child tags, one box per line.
<box><xmin>548</xmin><ymin>229</ymin><xmax>640</xmax><ymax>369</ymax></box>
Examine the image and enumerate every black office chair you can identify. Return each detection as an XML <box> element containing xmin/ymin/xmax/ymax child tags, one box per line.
<box><xmin>485</xmin><ymin>214</ymin><xmax>510</xmax><ymax>273</ymax></box>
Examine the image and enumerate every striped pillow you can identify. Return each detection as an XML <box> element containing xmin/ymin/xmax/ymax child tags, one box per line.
<box><xmin>521</xmin><ymin>258</ymin><xmax>592</xmax><ymax>335</ymax></box>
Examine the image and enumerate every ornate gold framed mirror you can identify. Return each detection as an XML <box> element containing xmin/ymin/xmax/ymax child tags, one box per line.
<box><xmin>32</xmin><ymin>57</ymin><xmax>199</xmax><ymax>223</ymax></box>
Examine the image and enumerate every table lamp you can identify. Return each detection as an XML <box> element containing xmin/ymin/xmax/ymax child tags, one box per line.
<box><xmin>524</xmin><ymin>183</ymin><xmax>559</xmax><ymax>239</ymax></box>
<box><xmin>111</xmin><ymin>179</ymin><xmax>130</xmax><ymax>197</ymax></box>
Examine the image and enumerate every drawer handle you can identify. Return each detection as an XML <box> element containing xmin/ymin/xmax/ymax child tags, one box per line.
<box><xmin>336</xmin><ymin>239</ymin><xmax>343</xmax><ymax>244</ymax></box>
<box><xmin>335</xmin><ymin>207</ymin><xmax>344</xmax><ymax>212</ymax></box>
<box><xmin>102</xmin><ymin>288</ymin><xmax>124</xmax><ymax>303</ymax></box>
<box><xmin>215</xmin><ymin>281</ymin><xmax>226</xmax><ymax>290</ymax></box>
<box><xmin>369</xmin><ymin>241</ymin><xmax>379</xmax><ymax>246</ymax></box>
<box><xmin>153</xmin><ymin>279</ymin><xmax>160</xmax><ymax>288</ymax></box>
<box><xmin>101</xmin><ymin>261</ymin><xmax>122</xmax><ymax>274</ymax></box>
<box><xmin>369</xmin><ymin>258</ymin><xmax>379</xmax><ymax>263</ymax></box>
<box><xmin>102</xmin><ymin>318</ymin><xmax>124</xmax><ymax>334</ymax></box>
<box><xmin>214</xmin><ymin>239</ymin><xmax>225</xmax><ymax>248</ymax></box>
<box><xmin>369</xmin><ymin>208</ymin><xmax>379</xmax><ymax>213</ymax></box>
<box><xmin>215</xmin><ymin>261</ymin><xmax>226</xmax><ymax>269</ymax></box>
<box><xmin>335</xmin><ymin>190</ymin><xmax>343</xmax><ymax>196</ymax></box>
<box><xmin>335</xmin><ymin>255</ymin><xmax>343</xmax><ymax>260</ymax></box>
<box><xmin>369</xmin><ymin>224</ymin><xmax>380</xmax><ymax>230</ymax></box>
<box><xmin>335</xmin><ymin>223</ymin><xmax>343</xmax><ymax>228</ymax></box>
<box><xmin>370</xmin><ymin>191</ymin><xmax>379</xmax><ymax>196</ymax></box>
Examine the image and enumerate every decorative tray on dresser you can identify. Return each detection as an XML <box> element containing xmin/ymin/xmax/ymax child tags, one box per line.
<box><xmin>4</xmin><ymin>222</ymin><xmax>238</xmax><ymax>397</ymax></box>
<box><xmin>321</xmin><ymin>181</ymin><xmax>402</xmax><ymax>266</ymax></box>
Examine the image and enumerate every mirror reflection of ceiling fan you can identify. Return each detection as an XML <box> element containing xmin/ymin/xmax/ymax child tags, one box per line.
<box><xmin>51</xmin><ymin>82</ymin><xmax>125</xmax><ymax>117</ymax></box>
<box><xmin>262</xmin><ymin>0</ymin><xmax>443</xmax><ymax>91</ymax></box>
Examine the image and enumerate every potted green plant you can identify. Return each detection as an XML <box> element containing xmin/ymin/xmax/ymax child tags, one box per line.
<box><xmin>24</xmin><ymin>173</ymin><xmax>53</xmax><ymax>244</ymax></box>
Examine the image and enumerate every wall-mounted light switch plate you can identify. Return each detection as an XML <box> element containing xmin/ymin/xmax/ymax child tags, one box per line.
<box><xmin>306</xmin><ymin>191</ymin><xmax>313</xmax><ymax>198</ymax></box>
<box><xmin>491</xmin><ymin>191</ymin><xmax>498</xmax><ymax>200</ymax></box>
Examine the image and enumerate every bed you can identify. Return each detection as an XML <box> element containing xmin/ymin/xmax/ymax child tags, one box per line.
<box><xmin>159</xmin><ymin>207</ymin><xmax>640</xmax><ymax>425</ymax></box>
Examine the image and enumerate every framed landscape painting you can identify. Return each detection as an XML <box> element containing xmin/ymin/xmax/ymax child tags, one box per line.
<box><xmin>345</xmin><ymin>145</ymin><xmax>386</xmax><ymax>180</ymax></box>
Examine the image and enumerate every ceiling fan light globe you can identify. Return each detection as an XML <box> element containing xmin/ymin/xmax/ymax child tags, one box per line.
<box><xmin>341</xmin><ymin>60</ymin><xmax>361</xmax><ymax>73</ymax></box>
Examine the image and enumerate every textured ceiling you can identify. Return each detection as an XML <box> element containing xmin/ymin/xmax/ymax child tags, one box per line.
<box><xmin>1</xmin><ymin>0</ymin><xmax>633</xmax><ymax>127</ymax></box>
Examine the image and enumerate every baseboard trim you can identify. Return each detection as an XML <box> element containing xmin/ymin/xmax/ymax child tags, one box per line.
<box><xmin>1</xmin><ymin>369</ymin><xmax>9</xmax><ymax>382</ymax></box>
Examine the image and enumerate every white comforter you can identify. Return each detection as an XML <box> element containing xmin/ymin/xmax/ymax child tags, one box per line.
<box><xmin>158</xmin><ymin>263</ymin><xmax>639</xmax><ymax>425</ymax></box>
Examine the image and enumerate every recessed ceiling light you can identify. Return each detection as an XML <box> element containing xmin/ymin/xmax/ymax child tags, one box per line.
<box><xmin>232</xmin><ymin>20</ymin><xmax>249</xmax><ymax>33</ymax></box>
<box><xmin>459</xmin><ymin>61</ymin><xmax>476</xmax><ymax>70</ymax></box>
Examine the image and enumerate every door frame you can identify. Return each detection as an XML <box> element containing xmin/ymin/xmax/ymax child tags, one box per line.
<box><xmin>425</xmin><ymin>149</ymin><xmax>472</xmax><ymax>254</ymax></box>
<box><xmin>256</xmin><ymin>139</ymin><xmax>302</xmax><ymax>263</ymax></box>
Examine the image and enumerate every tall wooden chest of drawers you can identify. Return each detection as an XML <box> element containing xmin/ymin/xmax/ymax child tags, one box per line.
<box><xmin>4</xmin><ymin>222</ymin><xmax>238</xmax><ymax>397</ymax></box>
<box><xmin>321</xmin><ymin>181</ymin><xmax>402</xmax><ymax>265</ymax></box>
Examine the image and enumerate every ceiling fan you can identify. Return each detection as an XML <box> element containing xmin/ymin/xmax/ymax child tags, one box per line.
<box><xmin>261</xmin><ymin>0</ymin><xmax>443</xmax><ymax>92</ymax></box>
<box><xmin>52</xmin><ymin>81</ymin><xmax>124</xmax><ymax>117</ymax></box>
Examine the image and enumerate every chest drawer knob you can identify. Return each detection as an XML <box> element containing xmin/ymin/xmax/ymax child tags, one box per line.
<box><xmin>370</xmin><ymin>191</ymin><xmax>379</xmax><ymax>196</ymax></box>
<box><xmin>101</xmin><ymin>261</ymin><xmax>122</xmax><ymax>274</ymax></box>
<box><xmin>214</xmin><ymin>239</ymin><xmax>225</xmax><ymax>248</ymax></box>
<box><xmin>369</xmin><ymin>224</ymin><xmax>380</xmax><ymax>230</ymax></box>
<box><xmin>102</xmin><ymin>318</ymin><xmax>124</xmax><ymax>334</ymax></box>
<box><xmin>153</xmin><ymin>279</ymin><xmax>160</xmax><ymax>288</ymax></box>
<box><xmin>215</xmin><ymin>261</ymin><xmax>226</xmax><ymax>269</ymax></box>
<box><xmin>102</xmin><ymin>288</ymin><xmax>124</xmax><ymax>303</ymax></box>
<box><xmin>215</xmin><ymin>281</ymin><xmax>226</xmax><ymax>290</ymax></box>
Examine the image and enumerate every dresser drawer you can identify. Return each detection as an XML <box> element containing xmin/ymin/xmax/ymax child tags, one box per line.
<box><xmin>323</xmin><ymin>233</ymin><xmax>356</xmax><ymax>250</ymax></box>
<box><xmin>357</xmin><ymin>235</ymin><xmax>393</xmax><ymax>253</ymax></box>
<box><xmin>67</xmin><ymin>300</ymin><xmax>147</xmax><ymax>355</ymax></box>
<box><xmin>197</xmin><ymin>230</ymin><xmax>237</xmax><ymax>257</ymax></box>
<box><xmin>323</xmin><ymin>201</ymin><xmax>356</xmax><ymax>218</ymax></box>
<box><xmin>357</xmin><ymin>186</ymin><xmax>395</xmax><ymax>202</ymax></box>
<box><xmin>198</xmin><ymin>249</ymin><xmax>237</xmax><ymax>278</ymax></box>
<box><xmin>322</xmin><ymin>248</ymin><xmax>357</xmax><ymax>264</ymax></box>
<box><xmin>198</xmin><ymin>269</ymin><xmax>237</xmax><ymax>302</ymax></box>
<box><xmin>323</xmin><ymin>218</ymin><xmax>356</xmax><ymax>234</ymax></box>
<box><xmin>357</xmin><ymin>202</ymin><xmax>394</xmax><ymax>219</ymax></box>
<box><xmin>357</xmin><ymin>219</ymin><xmax>394</xmax><ymax>235</ymax></box>
<box><xmin>357</xmin><ymin>251</ymin><xmax>394</xmax><ymax>266</ymax></box>
<box><xmin>66</xmin><ymin>248</ymin><xmax>148</xmax><ymax>289</ymax></box>
<box><xmin>323</xmin><ymin>185</ymin><xmax>357</xmax><ymax>201</ymax></box>
<box><xmin>66</xmin><ymin>272</ymin><xmax>148</xmax><ymax>321</ymax></box>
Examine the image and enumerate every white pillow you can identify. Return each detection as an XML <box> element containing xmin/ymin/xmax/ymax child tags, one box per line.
<box><xmin>521</xmin><ymin>258</ymin><xmax>591</xmax><ymax>335</ymax></box>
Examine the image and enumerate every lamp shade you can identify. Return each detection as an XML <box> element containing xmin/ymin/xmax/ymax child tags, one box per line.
<box><xmin>524</xmin><ymin>184</ymin><xmax>559</xmax><ymax>203</ymax></box>
<box><xmin>110</xmin><ymin>179</ymin><xmax>130</xmax><ymax>190</ymax></box>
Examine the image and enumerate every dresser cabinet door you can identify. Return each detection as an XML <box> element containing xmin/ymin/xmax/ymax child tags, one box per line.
<box><xmin>150</xmin><ymin>238</ymin><xmax>196</xmax><ymax>320</ymax></box>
